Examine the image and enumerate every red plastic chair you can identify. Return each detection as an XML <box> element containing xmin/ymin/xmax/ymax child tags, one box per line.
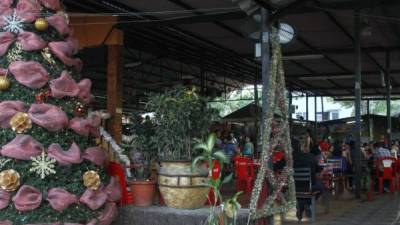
<box><xmin>234</xmin><ymin>157</ymin><xmax>255</xmax><ymax>193</ymax></box>
<box><xmin>375</xmin><ymin>157</ymin><xmax>396</xmax><ymax>194</ymax></box>
<box><xmin>206</xmin><ymin>160</ymin><xmax>221</xmax><ymax>205</ymax></box>
<box><xmin>108</xmin><ymin>162</ymin><xmax>133</xmax><ymax>205</ymax></box>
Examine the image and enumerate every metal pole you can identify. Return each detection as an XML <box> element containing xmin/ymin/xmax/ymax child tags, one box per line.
<box><xmin>260</xmin><ymin>8</ymin><xmax>270</xmax><ymax>140</ymax></box>
<box><xmin>289</xmin><ymin>90</ymin><xmax>293</xmax><ymax>137</ymax></box>
<box><xmin>386</xmin><ymin>51</ymin><xmax>392</xmax><ymax>146</ymax></box>
<box><xmin>259</xmin><ymin>8</ymin><xmax>274</xmax><ymax>225</ymax></box>
<box><xmin>367</xmin><ymin>99</ymin><xmax>371</xmax><ymax>140</ymax></box>
<box><xmin>314</xmin><ymin>95</ymin><xmax>317</xmax><ymax>141</ymax></box>
<box><xmin>306</xmin><ymin>93</ymin><xmax>309</xmax><ymax>123</ymax></box>
<box><xmin>321</xmin><ymin>96</ymin><xmax>324</xmax><ymax>121</ymax></box>
<box><xmin>254</xmin><ymin>74</ymin><xmax>259</xmax><ymax>155</ymax></box>
<box><xmin>354</xmin><ymin>9</ymin><xmax>362</xmax><ymax>199</ymax></box>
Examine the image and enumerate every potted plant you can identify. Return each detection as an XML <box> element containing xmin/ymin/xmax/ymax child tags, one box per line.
<box><xmin>126</xmin><ymin>114</ymin><xmax>158</xmax><ymax>206</ymax></box>
<box><xmin>192</xmin><ymin>133</ymin><xmax>242</xmax><ymax>225</ymax></box>
<box><xmin>129</xmin><ymin>162</ymin><xmax>157</xmax><ymax>206</ymax></box>
<box><xmin>146</xmin><ymin>86</ymin><xmax>219</xmax><ymax>209</ymax></box>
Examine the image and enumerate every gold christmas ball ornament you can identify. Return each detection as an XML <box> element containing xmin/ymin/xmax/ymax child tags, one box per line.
<box><xmin>34</xmin><ymin>18</ymin><xmax>49</xmax><ymax>31</ymax></box>
<box><xmin>0</xmin><ymin>76</ymin><xmax>10</xmax><ymax>91</ymax></box>
<box><xmin>10</xmin><ymin>112</ymin><xmax>32</xmax><ymax>134</ymax></box>
<box><xmin>83</xmin><ymin>171</ymin><xmax>101</xmax><ymax>191</ymax></box>
<box><xmin>0</xmin><ymin>169</ymin><xmax>20</xmax><ymax>192</ymax></box>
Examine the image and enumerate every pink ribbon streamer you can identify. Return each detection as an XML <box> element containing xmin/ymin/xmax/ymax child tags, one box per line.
<box><xmin>0</xmin><ymin>8</ymin><xmax>12</xmax><ymax>26</ymax></box>
<box><xmin>47</xmin><ymin>188</ymin><xmax>78</xmax><ymax>211</ymax></box>
<box><xmin>85</xmin><ymin>220</ymin><xmax>98</xmax><ymax>225</ymax></box>
<box><xmin>105</xmin><ymin>177</ymin><xmax>122</xmax><ymax>202</ymax></box>
<box><xmin>46</xmin><ymin>15</ymin><xmax>70</xmax><ymax>36</ymax></box>
<box><xmin>97</xmin><ymin>203</ymin><xmax>118</xmax><ymax>225</ymax></box>
<box><xmin>50</xmin><ymin>71</ymin><xmax>80</xmax><ymax>98</ymax></box>
<box><xmin>39</xmin><ymin>0</ymin><xmax>61</xmax><ymax>11</ymax></box>
<box><xmin>0</xmin><ymin>101</ymin><xmax>26</xmax><ymax>128</ymax></box>
<box><xmin>79</xmin><ymin>187</ymin><xmax>107</xmax><ymax>210</ymax></box>
<box><xmin>12</xmin><ymin>185</ymin><xmax>42</xmax><ymax>212</ymax></box>
<box><xmin>77</xmin><ymin>79</ymin><xmax>94</xmax><ymax>104</ymax></box>
<box><xmin>0</xmin><ymin>220</ymin><xmax>12</xmax><ymax>225</ymax></box>
<box><xmin>0</xmin><ymin>32</ymin><xmax>13</xmax><ymax>56</ymax></box>
<box><xmin>83</xmin><ymin>147</ymin><xmax>107</xmax><ymax>167</ymax></box>
<box><xmin>0</xmin><ymin>135</ymin><xmax>43</xmax><ymax>160</ymax></box>
<box><xmin>0</xmin><ymin>0</ymin><xmax>13</xmax><ymax>8</ymax></box>
<box><xmin>48</xmin><ymin>142</ymin><xmax>82</xmax><ymax>165</ymax></box>
<box><xmin>9</xmin><ymin>61</ymin><xmax>49</xmax><ymax>89</ymax></box>
<box><xmin>48</xmin><ymin>40</ymin><xmax>82</xmax><ymax>72</ymax></box>
<box><xmin>28</xmin><ymin>103</ymin><xmax>69</xmax><ymax>132</ymax></box>
<box><xmin>69</xmin><ymin>113</ymin><xmax>101</xmax><ymax>137</ymax></box>
<box><xmin>16</xmin><ymin>0</ymin><xmax>41</xmax><ymax>23</ymax></box>
<box><xmin>0</xmin><ymin>190</ymin><xmax>10</xmax><ymax>210</ymax></box>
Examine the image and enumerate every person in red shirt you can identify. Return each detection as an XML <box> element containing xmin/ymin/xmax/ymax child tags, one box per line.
<box><xmin>319</xmin><ymin>138</ymin><xmax>330</xmax><ymax>152</ymax></box>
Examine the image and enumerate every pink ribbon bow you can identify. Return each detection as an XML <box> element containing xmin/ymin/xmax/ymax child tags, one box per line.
<box><xmin>0</xmin><ymin>190</ymin><xmax>10</xmax><ymax>210</ymax></box>
<box><xmin>48</xmin><ymin>41</ymin><xmax>82</xmax><ymax>72</ymax></box>
<box><xmin>0</xmin><ymin>101</ymin><xmax>26</xmax><ymax>128</ymax></box>
<box><xmin>0</xmin><ymin>135</ymin><xmax>43</xmax><ymax>160</ymax></box>
<box><xmin>69</xmin><ymin>113</ymin><xmax>101</xmax><ymax>137</ymax></box>
<box><xmin>49</xmin><ymin>71</ymin><xmax>80</xmax><ymax>98</ymax></box>
<box><xmin>83</xmin><ymin>147</ymin><xmax>107</xmax><ymax>167</ymax></box>
<box><xmin>48</xmin><ymin>142</ymin><xmax>82</xmax><ymax>165</ymax></box>
<box><xmin>9</xmin><ymin>61</ymin><xmax>49</xmax><ymax>89</ymax></box>
<box><xmin>16</xmin><ymin>0</ymin><xmax>41</xmax><ymax>23</ymax></box>
<box><xmin>80</xmin><ymin>187</ymin><xmax>108</xmax><ymax>210</ymax></box>
<box><xmin>39</xmin><ymin>0</ymin><xmax>61</xmax><ymax>11</ymax></box>
<box><xmin>0</xmin><ymin>32</ymin><xmax>46</xmax><ymax>56</ymax></box>
<box><xmin>46</xmin><ymin>15</ymin><xmax>70</xmax><ymax>36</ymax></box>
<box><xmin>47</xmin><ymin>188</ymin><xmax>78</xmax><ymax>211</ymax></box>
<box><xmin>28</xmin><ymin>103</ymin><xmax>69</xmax><ymax>132</ymax></box>
<box><xmin>77</xmin><ymin>79</ymin><xmax>94</xmax><ymax>104</ymax></box>
<box><xmin>12</xmin><ymin>185</ymin><xmax>42</xmax><ymax>212</ymax></box>
<box><xmin>105</xmin><ymin>177</ymin><xmax>122</xmax><ymax>202</ymax></box>
<box><xmin>97</xmin><ymin>203</ymin><xmax>118</xmax><ymax>225</ymax></box>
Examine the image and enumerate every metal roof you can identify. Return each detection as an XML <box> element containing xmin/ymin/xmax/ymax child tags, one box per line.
<box><xmin>64</xmin><ymin>0</ymin><xmax>400</xmax><ymax>111</ymax></box>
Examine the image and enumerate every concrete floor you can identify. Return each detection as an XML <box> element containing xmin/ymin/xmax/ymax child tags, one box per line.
<box><xmin>278</xmin><ymin>191</ymin><xmax>399</xmax><ymax>225</ymax></box>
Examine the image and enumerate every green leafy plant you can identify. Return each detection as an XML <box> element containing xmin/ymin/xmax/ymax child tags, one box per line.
<box><xmin>146</xmin><ymin>86</ymin><xmax>219</xmax><ymax>160</ymax></box>
<box><xmin>192</xmin><ymin>133</ymin><xmax>243</xmax><ymax>225</ymax></box>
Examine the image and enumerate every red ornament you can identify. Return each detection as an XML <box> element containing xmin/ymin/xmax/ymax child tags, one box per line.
<box><xmin>35</xmin><ymin>90</ymin><xmax>51</xmax><ymax>103</ymax></box>
<box><xmin>74</xmin><ymin>102</ymin><xmax>88</xmax><ymax>117</ymax></box>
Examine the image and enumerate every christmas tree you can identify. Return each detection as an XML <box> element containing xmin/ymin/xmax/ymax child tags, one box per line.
<box><xmin>0</xmin><ymin>0</ymin><xmax>121</xmax><ymax>224</ymax></box>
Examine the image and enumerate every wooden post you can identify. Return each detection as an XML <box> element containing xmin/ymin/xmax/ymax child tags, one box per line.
<box><xmin>107</xmin><ymin>44</ymin><xmax>124</xmax><ymax>145</ymax></box>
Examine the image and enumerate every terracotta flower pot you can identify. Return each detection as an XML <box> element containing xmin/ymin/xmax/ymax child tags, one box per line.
<box><xmin>130</xmin><ymin>179</ymin><xmax>157</xmax><ymax>207</ymax></box>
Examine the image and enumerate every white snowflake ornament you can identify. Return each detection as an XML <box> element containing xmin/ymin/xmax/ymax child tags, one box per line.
<box><xmin>30</xmin><ymin>151</ymin><xmax>57</xmax><ymax>179</ymax></box>
<box><xmin>2</xmin><ymin>11</ymin><xmax>25</xmax><ymax>33</ymax></box>
<box><xmin>0</xmin><ymin>157</ymin><xmax>11</xmax><ymax>169</ymax></box>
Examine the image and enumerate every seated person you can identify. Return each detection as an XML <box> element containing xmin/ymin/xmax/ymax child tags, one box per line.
<box><xmin>242</xmin><ymin>136</ymin><xmax>254</xmax><ymax>158</ymax></box>
<box><xmin>292</xmin><ymin>138</ymin><xmax>324</xmax><ymax>221</ymax></box>
<box><xmin>223</xmin><ymin>136</ymin><xmax>237</xmax><ymax>161</ymax></box>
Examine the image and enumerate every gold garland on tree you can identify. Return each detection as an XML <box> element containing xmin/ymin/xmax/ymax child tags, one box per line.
<box><xmin>248</xmin><ymin>26</ymin><xmax>296</xmax><ymax>220</ymax></box>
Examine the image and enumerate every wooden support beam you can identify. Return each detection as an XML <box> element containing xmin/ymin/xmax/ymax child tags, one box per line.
<box><xmin>107</xmin><ymin>44</ymin><xmax>124</xmax><ymax>144</ymax></box>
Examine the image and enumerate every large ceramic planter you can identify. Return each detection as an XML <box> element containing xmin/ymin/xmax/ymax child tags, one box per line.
<box><xmin>130</xmin><ymin>179</ymin><xmax>156</xmax><ymax>207</ymax></box>
<box><xmin>158</xmin><ymin>161</ymin><xmax>210</xmax><ymax>209</ymax></box>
